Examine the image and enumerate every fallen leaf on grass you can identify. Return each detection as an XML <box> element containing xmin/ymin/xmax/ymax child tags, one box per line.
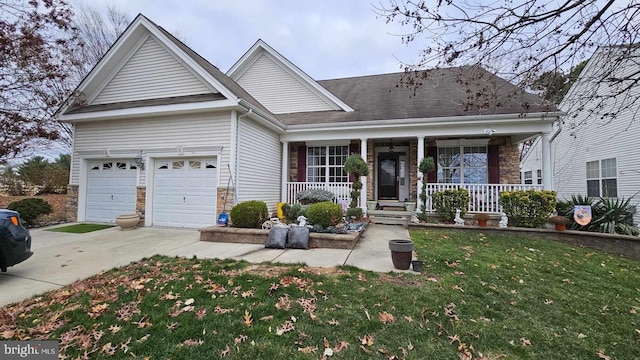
<box><xmin>298</xmin><ymin>346</ymin><xmax>318</xmax><ymax>354</ymax></box>
<box><xmin>358</xmin><ymin>335</ymin><xmax>375</xmax><ymax>346</ymax></box>
<box><xmin>328</xmin><ymin>319</ymin><xmax>340</xmax><ymax>326</ymax></box>
<box><xmin>334</xmin><ymin>341</ymin><xmax>349</xmax><ymax>352</ymax></box>
<box><xmin>220</xmin><ymin>345</ymin><xmax>231</xmax><ymax>357</ymax></box>
<box><xmin>545</xmin><ymin>299</ymin><xmax>554</xmax><ymax>305</ymax></box>
<box><xmin>182</xmin><ymin>339</ymin><xmax>203</xmax><ymax>346</ymax></box>
<box><xmin>276</xmin><ymin>321</ymin><xmax>295</xmax><ymax>335</ymax></box>
<box><xmin>597</xmin><ymin>350</ymin><xmax>611</xmax><ymax>360</ymax></box>
<box><xmin>243</xmin><ymin>310</ymin><xmax>253</xmax><ymax>327</ymax></box>
<box><xmin>259</xmin><ymin>315</ymin><xmax>273</xmax><ymax>321</ymax></box>
<box><xmin>378</xmin><ymin>311</ymin><xmax>395</xmax><ymax>324</ymax></box>
<box><xmin>520</xmin><ymin>338</ymin><xmax>531</xmax><ymax>346</ymax></box>
<box><xmin>184</xmin><ymin>298</ymin><xmax>195</xmax><ymax>306</ymax></box>
<box><xmin>577</xmin><ymin>333</ymin><xmax>587</xmax><ymax>339</ymax></box>
<box><xmin>195</xmin><ymin>308</ymin><xmax>207</xmax><ymax>320</ymax></box>
<box><xmin>323</xmin><ymin>347</ymin><xmax>334</xmax><ymax>357</ymax></box>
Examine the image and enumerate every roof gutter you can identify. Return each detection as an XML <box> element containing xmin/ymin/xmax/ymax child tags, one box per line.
<box><xmin>285</xmin><ymin>111</ymin><xmax>565</xmax><ymax>132</ymax></box>
<box><xmin>237</xmin><ymin>98</ymin><xmax>286</xmax><ymax>132</ymax></box>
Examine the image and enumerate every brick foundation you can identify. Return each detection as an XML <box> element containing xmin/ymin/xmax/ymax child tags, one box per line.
<box><xmin>66</xmin><ymin>184</ymin><xmax>79</xmax><ymax>222</ymax></box>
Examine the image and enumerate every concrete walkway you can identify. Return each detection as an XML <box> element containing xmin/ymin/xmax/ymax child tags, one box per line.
<box><xmin>0</xmin><ymin>223</ymin><xmax>411</xmax><ymax>307</ymax></box>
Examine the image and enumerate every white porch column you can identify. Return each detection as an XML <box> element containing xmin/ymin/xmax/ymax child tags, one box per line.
<box><xmin>281</xmin><ymin>141</ymin><xmax>289</xmax><ymax>203</ymax></box>
<box><xmin>417</xmin><ymin>136</ymin><xmax>425</xmax><ymax>209</ymax></box>
<box><xmin>541</xmin><ymin>132</ymin><xmax>552</xmax><ymax>190</ymax></box>
<box><xmin>360</xmin><ymin>138</ymin><xmax>368</xmax><ymax>213</ymax></box>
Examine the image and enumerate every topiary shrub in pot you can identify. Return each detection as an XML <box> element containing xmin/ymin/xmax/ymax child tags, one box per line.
<box><xmin>307</xmin><ymin>201</ymin><xmax>343</xmax><ymax>228</ymax></box>
<box><xmin>7</xmin><ymin>198</ymin><xmax>53</xmax><ymax>227</ymax></box>
<box><xmin>344</xmin><ymin>153</ymin><xmax>369</xmax><ymax>215</ymax></box>
<box><xmin>229</xmin><ymin>200</ymin><xmax>268</xmax><ymax>228</ymax></box>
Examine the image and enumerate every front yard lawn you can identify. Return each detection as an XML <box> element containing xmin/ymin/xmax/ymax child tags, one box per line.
<box><xmin>1</xmin><ymin>230</ymin><xmax>638</xmax><ymax>359</ymax></box>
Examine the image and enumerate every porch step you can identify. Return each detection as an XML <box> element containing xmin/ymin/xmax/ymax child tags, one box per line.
<box><xmin>368</xmin><ymin>210</ymin><xmax>411</xmax><ymax>227</ymax></box>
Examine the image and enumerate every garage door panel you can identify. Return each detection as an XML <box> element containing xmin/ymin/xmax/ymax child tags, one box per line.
<box><xmin>153</xmin><ymin>158</ymin><xmax>217</xmax><ymax>228</ymax></box>
<box><xmin>86</xmin><ymin>160</ymin><xmax>137</xmax><ymax>223</ymax></box>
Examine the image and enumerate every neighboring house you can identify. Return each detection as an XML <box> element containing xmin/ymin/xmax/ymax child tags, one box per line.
<box><xmin>58</xmin><ymin>14</ymin><xmax>560</xmax><ymax>228</ymax></box>
<box><xmin>520</xmin><ymin>45</ymin><xmax>640</xmax><ymax>225</ymax></box>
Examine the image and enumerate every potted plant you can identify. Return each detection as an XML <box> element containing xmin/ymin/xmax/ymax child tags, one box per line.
<box><xmin>548</xmin><ymin>215</ymin><xmax>571</xmax><ymax>231</ymax></box>
<box><xmin>472</xmin><ymin>213</ymin><xmax>491</xmax><ymax>227</ymax></box>
<box><xmin>404</xmin><ymin>198</ymin><xmax>416</xmax><ymax>212</ymax></box>
<box><xmin>367</xmin><ymin>199</ymin><xmax>378</xmax><ymax>211</ymax></box>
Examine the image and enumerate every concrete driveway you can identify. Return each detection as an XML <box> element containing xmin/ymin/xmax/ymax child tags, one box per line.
<box><xmin>0</xmin><ymin>223</ymin><xmax>410</xmax><ymax>307</ymax></box>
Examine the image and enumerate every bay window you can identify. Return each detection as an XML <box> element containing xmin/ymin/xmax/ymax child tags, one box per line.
<box><xmin>436</xmin><ymin>140</ymin><xmax>488</xmax><ymax>184</ymax></box>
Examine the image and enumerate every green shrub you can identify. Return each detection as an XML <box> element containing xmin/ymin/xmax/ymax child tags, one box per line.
<box><xmin>229</xmin><ymin>201</ymin><xmax>268</xmax><ymax>228</ymax></box>
<box><xmin>285</xmin><ymin>203</ymin><xmax>309</xmax><ymax>222</ymax></box>
<box><xmin>557</xmin><ymin>195</ymin><xmax>639</xmax><ymax>235</ymax></box>
<box><xmin>346</xmin><ymin>207</ymin><xmax>363</xmax><ymax>220</ymax></box>
<box><xmin>307</xmin><ymin>201</ymin><xmax>343</xmax><ymax>228</ymax></box>
<box><xmin>296</xmin><ymin>189</ymin><xmax>335</xmax><ymax>205</ymax></box>
<box><xmin>432</xmin><ymin>188</ymin><xmax>470</xmax><ymax>222</ymax></box>
<box><xmin>499</xmin><ymin>189</ymin><xmax>557</xmax><ymax>228</ymax></box>
<box><xmin>7</xmin><ymin>198</ymin><xmax>53</xmax><ymax>227</ymax></box>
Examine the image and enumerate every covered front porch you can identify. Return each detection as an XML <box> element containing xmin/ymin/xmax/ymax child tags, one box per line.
<box><xmin>281</xmin><ymin>132</ymin><xmax>553</xmax><ymax>214</ymax></box>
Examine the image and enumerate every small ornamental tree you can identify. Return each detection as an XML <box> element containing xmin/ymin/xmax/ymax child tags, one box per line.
<box><xmin>344</xmin><ymin>153</ymin><xmax>369</xmax><ymax>218</ymax></box>
<box><xmin>418</xmin><ymin>157</ymin><xmax>435</xmax><ymax>220</ymax></box>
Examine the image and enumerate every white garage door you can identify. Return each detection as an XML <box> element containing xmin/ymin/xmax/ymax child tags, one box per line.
<box><xmin>153</xmin><ymin>158</ymin><xmax>218</xmax><ymax>228</ymax></box>
<box><xmin>86</xmin><ymin>160</ymin><xmax>137</xmax><ymax>223</ymax></box>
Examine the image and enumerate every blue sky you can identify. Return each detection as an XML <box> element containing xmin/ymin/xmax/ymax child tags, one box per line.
<box><xmin>70</xmin><ymin>0</ymin><xmax>424</xmax><ymax>80</ymax></box>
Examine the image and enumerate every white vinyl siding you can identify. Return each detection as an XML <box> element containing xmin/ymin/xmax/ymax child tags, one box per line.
<box><xmin>236</xmin><ymin>53</ymin><xmax>337</xmax><ymax>114</ymax></box>
<box><xmin>545</xmin><ymin>47</ymin><xmax>640</xmax><ymax>225</ymax></box>
<box><xmin>93</xmin><ymin>36</ymin><xmax>213</xmax><ymax>104</ymax></box>
<box><xmin>71</xmin><ymin>112</ymin><xmax>232</xmax><ymax>186</ymax></box>
<box><xmin>236</xmin><ymin>118</ymin><xmax>281</xmax><ymax>212</ymax></box>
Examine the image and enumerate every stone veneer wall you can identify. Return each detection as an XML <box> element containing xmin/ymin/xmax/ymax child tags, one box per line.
<box><xmin>217</xmin><ymin>187</ymin><xmax>235</xmax><ymax>216</ymax></box>
<box><xmin>66</xmin><ymin>184</ymin><xmax>79</xmax><ymax>222</ymax></box>
<box><xmin>366</xmin><ymin>139</ymin><xmax>374</xmax><ymax>201</ymax></box>
<box><xmin>409</xmin><ymin>139</ymin><xmax>418</xmax><ymax>202</ymax></box>
<box><xmin>497</xmin><ymin>142</ymin><xmax>521</xmax><ymax>184</ymax></box>
<box><xmin>136</xmin><ymin>186</ymin><xmax>146</xmax><ymax>226</ymax></box>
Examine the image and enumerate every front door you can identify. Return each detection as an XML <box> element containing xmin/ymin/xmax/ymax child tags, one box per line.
<box><xmin>378</xmin><ymin>154</ymin><xmax>399</xmax><ymax>199</ymax></box>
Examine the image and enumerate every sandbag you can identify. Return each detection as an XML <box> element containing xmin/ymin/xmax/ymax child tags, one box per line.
<box><xmin>266</xmin><ymin>227</ymin><xmax>288</xmax><ymax>249</ymax></box>
<box><xmin>287</xmin><ymin>226</ymin><xmax>310</xmax><ymax>249</ymax></box>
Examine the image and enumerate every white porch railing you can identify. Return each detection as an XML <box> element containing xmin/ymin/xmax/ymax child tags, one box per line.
<box><xmin>286</xmin><ymin>182</ymin><xmax>355</xmax><ymax>206</ymax></box>
<box><xmin>425</xmin><ymin>183</ymin><xmax>544</xmax><ymax>213</ymax></box>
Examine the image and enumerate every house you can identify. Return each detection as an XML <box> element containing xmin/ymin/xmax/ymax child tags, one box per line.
<box><xmin>58</xmin><ymin>14</ymin><xmax>560</xmax><ymax>228</ymax></box>
<box><xmin>520</xmin><ymin>45</ymin><xmax>640</xmax><ymax>225</ymax></box>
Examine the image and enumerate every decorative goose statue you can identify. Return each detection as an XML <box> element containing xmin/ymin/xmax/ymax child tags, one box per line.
<box><xmin>454</xmin><ymin>209</ymin><xmax>465</xmax><ymax>226</ymax></box>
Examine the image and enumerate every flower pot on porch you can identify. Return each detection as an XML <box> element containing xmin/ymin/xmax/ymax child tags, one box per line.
<box><xmin>388</xmin><ymin>239</ymin><xmax>414</xmax><ymax>270</ymax></box>
<box><xmin>404</xmin><ymin>202</ymin><xmax>416</xmax><ymax>212</ymax></box>
<box><xmin>367</xmin><ymin>200</ymin><xmax>378</xmax><ymax>211</ymax></box>
<box><xmin>477</xmin><ymin>220</ymin><xmax>488</xmax><ymax>227</ymax></box>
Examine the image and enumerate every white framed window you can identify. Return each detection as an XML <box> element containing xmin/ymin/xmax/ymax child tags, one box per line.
<box><xmin>307</xmin><ymin>145</ymin><xmax>349</xmax><ymax>183</ymax></box>
<box><xmin>536</xmin><ymin>169</ymin><xmax>542</xmax><ymax>185</ymax></box>
<box><xmin>524</xmin><ymin>171</ymin><xmax>533</xmax><ymax>184</ymax></box>
<box><xmin>437</xmin><ymin>146</ymin><xmax>488</xmax><ymax>184</ymax></box>
<box><xmin>586</xmin><ymin>158</ymin><xmax>617</xmax><ymax>197</ymax></box>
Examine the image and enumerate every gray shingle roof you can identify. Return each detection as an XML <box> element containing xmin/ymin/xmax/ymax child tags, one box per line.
<box><xmin>276</xmin><ymin>66</ymin><xmax>556</xmax><ymax>126</ymax></box>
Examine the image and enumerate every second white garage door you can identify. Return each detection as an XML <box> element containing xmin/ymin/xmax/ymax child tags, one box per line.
<box><xmin>152</xmin><ymin>158</ymin><xmax>218</xmax><ymax>228</ymax></box>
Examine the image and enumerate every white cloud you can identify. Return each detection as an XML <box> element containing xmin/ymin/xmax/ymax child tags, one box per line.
<box><xmin>68</xmin><ymin>0</ymin><xmax>424</xmax><ymax>79</ymax></box>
